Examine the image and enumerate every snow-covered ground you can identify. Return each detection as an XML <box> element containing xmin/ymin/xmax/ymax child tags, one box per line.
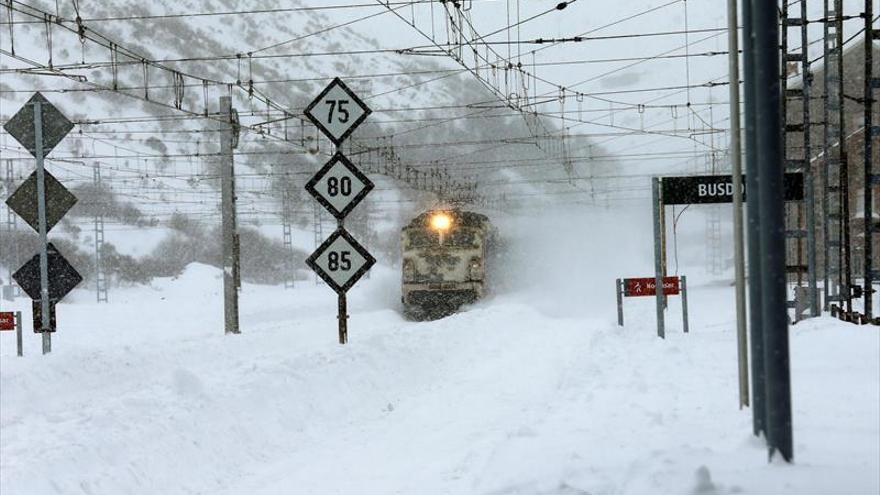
<box><xmin>1</xmin><ymin>208</ymin><xmax>878</xmax><ymax>494</ymax></box>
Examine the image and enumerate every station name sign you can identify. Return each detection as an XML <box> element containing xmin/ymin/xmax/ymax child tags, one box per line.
<box><xmin>623</xmin><ymin>276</ymin><xmax>680</xmax><ymax>297</ymax></box>
<box><xmin>661</xmin><ymin>172</ymin><xmax>804</xmax><ymax>205</ymax></box>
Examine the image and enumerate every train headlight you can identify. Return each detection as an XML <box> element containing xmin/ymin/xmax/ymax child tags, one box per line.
<box><xmin>468</xmin><ymin>257</ymin><xmax>483</xmax><ymax>280</ymax></box>
<box><xmin>403</xmin><ymin>259</ymin><xmax>416</xmax><ymax>281</ymax></box>
<box><xmin>430</xmin><ymin>212</ymin><xmax>452</xmax><ymax>231</ymax></box>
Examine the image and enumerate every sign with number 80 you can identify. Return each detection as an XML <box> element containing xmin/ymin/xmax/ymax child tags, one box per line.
<box><xmin>327</xmin><ymin>176</ymin><xmax>352</xmax><ymax>197</ymax></box>
<box><xmin>305</xmin><ymin>152</ymin><xmax>374</xmax><ymax>220</ymax></box>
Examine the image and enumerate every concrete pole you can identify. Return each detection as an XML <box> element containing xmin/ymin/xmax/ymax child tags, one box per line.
<box><xmin>727</xmin><ymin>0</ymin><xmax>750</xmax><ymax>408</ymax></box>
<box><xmin>220</xmin><ymin>96</ymin><xmax>240</xmax><ymax>335</ymax></box>
<box><xmin>653</xmin><ymin>178</ymin><xmax>665</xmax><ymax>339</ymax></box>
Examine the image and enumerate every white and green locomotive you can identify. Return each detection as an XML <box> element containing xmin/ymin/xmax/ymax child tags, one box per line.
<box><xmin>400</xmin><ymin>210</ymin><xmax>494</xmax><ymax>320</ymax></box>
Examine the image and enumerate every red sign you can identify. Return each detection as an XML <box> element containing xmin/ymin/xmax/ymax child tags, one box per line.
<box><xmin>623</xmin><ymin>277</ymin><xmax>680</xmax><ymax>297</ymax></box>
<box><xmin>0</xmin><ymin>312</ymin><xmax>15</xmax><ymax>331</ymax></box>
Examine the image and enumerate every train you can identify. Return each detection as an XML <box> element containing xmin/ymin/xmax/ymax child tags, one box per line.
<box><xmin>400</xmin><ymin>209</ymin><xmax>494</xmax><ymax>320</ymax></box>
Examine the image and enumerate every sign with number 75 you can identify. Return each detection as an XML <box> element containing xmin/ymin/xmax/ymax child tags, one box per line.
<box><xmin>304</xmin><ymin>77</ymin><xmax>371</xmax><ymax>146</ymax></box>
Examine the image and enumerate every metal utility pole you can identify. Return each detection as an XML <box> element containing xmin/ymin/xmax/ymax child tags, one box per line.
<box><xmin>836</xmin><ymin>0</ymin><xmax>854</xmax><ymax>318</ymax></box>
<box><xmin>862</xmin><ymin>0</ymin><xmax>877</xmax><ymax>321</ymax></box>
<box><xmin>743</xmin><ymin>0</ymin><xmax>766</xmax><ymax>438</ymax></box>
<box><xmin>752</xmin><ymin>1</ymin><xmax>793</xmax><ymax>462</ymax></box>
<box><xmin>727</xmin><ymin>0</ymin><xmax>749</xmax><ymax>409</ymax></box>
<box><xmin>220</xmin><ymin>96</ymin><xmax>240</xmax><ymax>335</ymax></box>
<box><xmin>337</xmin><ymin>216</ymin><xmax>348</xmax><ymax>345</ymax></box>
<box><xmin>33</xmin><ymin>100</ymin><xmax>52</xmax><ymax>353</ymax></box>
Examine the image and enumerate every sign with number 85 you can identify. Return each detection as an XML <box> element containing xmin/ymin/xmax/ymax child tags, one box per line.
<box><xmin>306</xmin><ymin>228</ymin><xmax>376</xmax><ymax>294</ymax></box>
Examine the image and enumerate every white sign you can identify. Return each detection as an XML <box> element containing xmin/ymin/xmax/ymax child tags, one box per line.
<box><xmin>306</xmin><ymin>228</ymin><xmax>375</xmax><ymax>294</ymax></box>
<box><xmin>305</xmin><ymin>152</ymin><xmax>374</xmax><ymax>219</ymax></box>
<box><xmin>304</xmin><ymin>78</ymin><xmax>371</xmax><ymax>146</ymax></box>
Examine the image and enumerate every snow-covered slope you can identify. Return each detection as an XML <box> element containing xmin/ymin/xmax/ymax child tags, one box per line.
<box><xmin>1</xmin><ymin>260</ymin><xmax>877</xmax><ymax>495</ymax></box>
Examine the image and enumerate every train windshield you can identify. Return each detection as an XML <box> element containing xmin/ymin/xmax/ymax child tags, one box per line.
<box><xmin>405</xmin><ymin>228</ymin><xmax>479</xmax><ymax>249</ymax></box>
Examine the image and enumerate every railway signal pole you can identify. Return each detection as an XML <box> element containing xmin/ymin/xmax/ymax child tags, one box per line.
<box><xmin>304</xmin><ymin>78</ymin><xmax>376</xmax><ymax>344</ymax></box>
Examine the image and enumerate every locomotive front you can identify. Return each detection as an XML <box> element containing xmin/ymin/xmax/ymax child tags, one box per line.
<box><xmin>400</xmin><ymin>210</ymin><xmax>491</xmax><ymax>320</ymax></box>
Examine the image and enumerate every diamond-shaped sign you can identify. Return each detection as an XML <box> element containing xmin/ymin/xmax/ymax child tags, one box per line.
<box><xmin>12</xmin><ymin>243</ymin><xmax>83</xmax><ymax>303</ymax></box>
<box><xmin>3</xmin><ymin>92</ymin><xmax>74</xmax><ymax>158</ymax></box>
<box><xmin>305</xmin><ymin>152</ymin><xmax>374</xmax><ymax>220</ymax></box>
<box><xmin>5</xmin><ymin>170</ymin><xmax>78</xmax><ymax>233</ymax></box>
<box><xmin>304</xmin><ymin>78</ymin><xmax>371</xmax><ymax>146</ymax></box>
<box><xmin>306</xmin><ymin>228</ymin><xmax>375</xmax><ymax>294</ymax></box>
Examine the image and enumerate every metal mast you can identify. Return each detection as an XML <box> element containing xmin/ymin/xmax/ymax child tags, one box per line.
<box><xmin>93</xmin><ymin>162</ymin><xmax>108</xmax><ymax>303</ymax></box>
<box><xmin>861</xmin><ymin>0</ymin><xmax>878</xmax><ymax>322</ymax></box>
<box><xmin>781</xmin><ymin>0</ymin><xmax>819</xmax><ymax>321</ymax></box>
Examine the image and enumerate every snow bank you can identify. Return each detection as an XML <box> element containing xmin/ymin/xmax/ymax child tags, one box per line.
<box><xmin>1</xmin><ymin>257</ymin><xmax>877</xmax><ymax>494</ymax></box>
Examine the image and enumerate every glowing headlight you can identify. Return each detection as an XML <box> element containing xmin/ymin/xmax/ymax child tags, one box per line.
<box><xmin>468</xmin><ymin>257</ymin><xmax>483</xmax><ymax>279</ymax></box>
<box><xmin>430</xmin><ymin>212</ymin><xmax>452</xmax><ymax>231</ymax></box>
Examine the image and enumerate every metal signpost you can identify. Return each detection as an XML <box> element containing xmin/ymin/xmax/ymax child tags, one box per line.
<box><xmin>653</xmin><ymin>171</ymin><xmax>804</xmax><ymax>416</ymax></box>
<box><xmin>652</xmin><ymin>174</ymin><xmax>805</xmax><ymax>326</ymax></box>
<box><xmin>616</xmin><ymin>276</ymin><xmax>689</xmax><ymax>333</ymax></box>
<box><xmin>3</xmin><ymin>93</ymin><xmax>80</xmax><ymax>354</ymax></box>
<box><xmin>304</xmin><ymin>78</ymin><xmax>375</xmax><ymax>344</ymax></box>
<box><xmin>0</xmin><ymin>311</ymin><xmax>23</xmax><ymax>357</ymax></box>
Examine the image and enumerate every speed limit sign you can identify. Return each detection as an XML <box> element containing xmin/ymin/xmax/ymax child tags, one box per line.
<box><xmin>304</xmin><ymin>77</ymin><xmax>374</xmax><ymax>344</ymax></box>
<box><xmin>305</xmin><ymin>152</ymin><xmax>374</xmax><ymax>220</ymax></box>
<box><xmin>304</xmin><ymin>77</ymin><xmax>371</xmax><ymax>146</ymax></box>
<box><xmin>306</xmin><ymin>228</ymin><xmax>376</xmax><ymax>294</ymax></box>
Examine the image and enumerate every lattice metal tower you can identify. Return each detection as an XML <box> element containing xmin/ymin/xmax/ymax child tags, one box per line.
<box><xmin>93</xmin><ymin>162</ymin><xmax>108</xmax><ymax>303</ymax></box>
<box><xmin>823</xmin><ymin>0</ymin><xmax>854</xmax><ymax>317</ymax></box>
<box><xmin>861</xmin><ymin>0</ymin><xmax>878</xmax><ymax>321</ymax></box>
<box><xmin>312</xmin><ymin>201</ymin><xmax>323</xmax><ymax>285</ymax></box>
<box><xmin>282</xmin><ymin>189</ymin><xmax>295</xmax><ymax>289</ymax></box>
<box><xmin>781</xmin><ymin>0</ymin><xmax>819</xmax><ymax>320</ymax></box>
<box><xmin>4</xmin><ymin>160</ymin><xmax>20</xmax><ymax>299</ymax></box>
<box><xmin>704</xmin><ymin>100</ymin><xmax>724</xmax><ymax>277</ymax></box>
